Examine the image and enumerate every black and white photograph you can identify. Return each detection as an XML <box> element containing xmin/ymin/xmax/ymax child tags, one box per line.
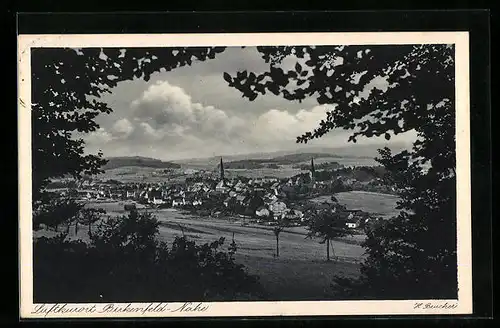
<box><xmin>18</xmin><ymin>32</ymin><xmax>472</xmax><ymax>317</ymax></box>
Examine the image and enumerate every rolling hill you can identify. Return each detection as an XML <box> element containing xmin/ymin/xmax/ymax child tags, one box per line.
<box><xmin>104</xmin><ymin>143</ymin><xmax>410</xmax><ymax>171</ymax></box>
<box><xmin>171</xmin><ymin>143</ymin><xmax>409</xmax><ymax>166</ymax></box>
<box><xmin>219</xmin><ymin>154</ymin><xmax>342</xmax><ymax>169</ymax></box>
<box><xmin>103</xmin><ymin>156</ymin><xmax>181</xmax><ymax>170</ymax></box>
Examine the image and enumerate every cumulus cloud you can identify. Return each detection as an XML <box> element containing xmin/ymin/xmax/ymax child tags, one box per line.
<box><xmin>111</xmin><ymin>118</ymin><xmax>134</xmax><ymax>138</ymax></box>
<box><xmin>85</xmin><ymin>78</ymin><xmax>414</xmax><ymax>160</ymax></box>
<box><xmin>123</xmin><ymin>81</ymin><xmax>341</xmax><ymax>149</ymax></box>
<box><xmin>250</xmin><ymin>106</ymin><xmax>332</xmax><ymax>142</ymax></box>
<box><xmin>85</xmin><ymin>127</ymin><xmax>113</xmax><ymax>144</ymax></box>
<box><xmin>126</xmin><ymin>80</ymin><xmax>247</xmax><ymax>144</ymax></box>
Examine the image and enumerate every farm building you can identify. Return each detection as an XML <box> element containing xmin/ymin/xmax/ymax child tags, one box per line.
<box><xmin>346</xmin><ymin>222</ymin><xmax>360</xmax><ymax>229</ymax></box>
<box><xmin>255</xmin><ymin>206</ymin><xmax>270</xmax><ymax>217</ymax></box>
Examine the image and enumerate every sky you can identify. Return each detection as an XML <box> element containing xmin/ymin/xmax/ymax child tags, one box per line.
<box><xmin>83</xmin><ymin>47</ymin><xmax>417</xmax><ymax>161</ymax></box>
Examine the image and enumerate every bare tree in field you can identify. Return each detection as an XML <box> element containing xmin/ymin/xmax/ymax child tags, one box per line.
<box><xmin>79</xmin><ymin>208</ymin><xmax>106</xmax><ymax>238</ymax></box>
<box><xmin>272</xmin><ymin>216</ymin><xmax>290</xmax><ymax>258</ymax></box>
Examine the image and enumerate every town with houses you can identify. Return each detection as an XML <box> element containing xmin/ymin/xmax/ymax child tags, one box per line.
<box><xmin>48</xmin><ymin>158</ymin><xmax>396</xmax><ymax>231</ymax></box>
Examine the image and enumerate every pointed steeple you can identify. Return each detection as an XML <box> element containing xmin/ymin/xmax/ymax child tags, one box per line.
<box><xmin>311</xmin><ymin>157</ymin><xmax>315</xmax><ymax>176</ymax></box>
<box><xmin>220</xmin><ymin>157</ymin><xmax>225</xmax><ymax>183</ymax></box>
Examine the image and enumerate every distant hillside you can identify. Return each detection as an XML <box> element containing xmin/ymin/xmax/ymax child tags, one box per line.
<box><xmin>221</xmin><ymin>159</ymin><xmax>273</xmax><ymax>169</ymax></box>
<box><xmin>270</xmin><ymin>153</ymin><xmax>342</xmax><ymax>164</ymax></box>
<box><xmin>172</xmin><ymin>142</ymin><xmax>409</xmax><ymax>166</ymax></box>
<box><xmin>103</xmin><ymin>156</ymin><xmax>181</xmax><ymax>170</ymax></box>
<box><xmin>292</xmin><ymin>161</ymin><xmax>343</xmax><ymax>170</ymax></box>
<box><xmin>220</xmin><ymin>154</ymin><xmax>344</xmax><ymax>169</ymax></box>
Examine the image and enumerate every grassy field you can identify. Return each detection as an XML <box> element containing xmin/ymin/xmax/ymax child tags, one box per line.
<box><xmin>312</xmin><ymin>191</ymin><xmax>401</xmax><ymax>219</ymax></box>
<box><xmin>294</xmin><ymin>157</ymin><xmax>378</xmax><ymax>167</ymax></box>
<box><xmin>152</xmin><ymin>209</ymin><xmax>366</xmax><ymax>260</ymax></box>
<box><xmin>36</xmin><ymin>201</ymin><xmax>365</xmax><ymax>300</ymax></box>
<box><xmin>96</xmin><ymin>166</ymin><xmax>187</xmax><ymax>184</ymax></box>
<box><xmin>225</xmin><ymin>167</ymin><xmax>306</xmax><ymax>179</ymax></box>
<box><xmin>97</xmin><ymin>159</ymin><xmax>379</xmax><ymax>182</ymax></box>
<box><xmin>99</xmin><ymin>165</ymin><xmax>308</xmax><ymax>182</ymax></box>
<box><xmin>35</xmin><ymin>190</ymin><xmax>400</xmax><ymax>299</ymax></box>
<box><xmin>152</xmin><ymin>209</ymin><xmax>365</xmax><ymax>300</ymax></box>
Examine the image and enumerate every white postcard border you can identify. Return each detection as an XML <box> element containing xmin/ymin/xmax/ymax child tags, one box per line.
<box><xmin>18</xmin><ymin>32</ymin><xmax>472</xmax><ymax>318</ymax></box>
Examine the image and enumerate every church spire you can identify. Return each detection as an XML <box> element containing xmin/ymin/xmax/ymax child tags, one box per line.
<box><xmin>311</xmin><ymin>157</ymin><xmax>315</xmax><ymax>176</ymax></box>
<box><xmin>220</xmin><ymin>157</ymin><xmax>225</xmax><ymax>182</ymax></box>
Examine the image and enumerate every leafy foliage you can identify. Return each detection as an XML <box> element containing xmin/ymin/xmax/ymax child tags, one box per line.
<box><xmin>307</xmin><ymin>206</ymin><xmax>353</xmax><ymax>261</ymax></box>
<box><xmin>31</xmin><ymin>43</ymin><xmax>458</xmax><ymax>300</ymax></box>
<box><xmin>33</xmin><ymin>192</ymin><xmax>84</xmax><ymax>231</ymax></box>
<box><xmin>30</xmin><ymin>46</ymin><xmax>271</xmax><ymax>302</ymax></box>
<box><xmin>332</xmin><ymin>146</ymin><xmax>457</xmax><ymax>299</ymax></box>
<box><xmin>31</xmin><ymin>46</ymin><xmax>226</xmax><ymax>203</ymax></box>
<box><xmin>225</xmin><ymin>44</ymin><xmax>457</xmax><ymax>298</ymax></box>
<box><xmin>34</xmin><ymin>210</ymin><xmax>263</xmax><ymax>302</ymax></box>
<box><xmin>271</xmin><ymin>216</ymin><xmax>292</xmax><ymax>258</ymax></box>
<box><xmin>79</xmin><ymin>208</ymin><xmax>106</xmax><ymax>237</ymax></box>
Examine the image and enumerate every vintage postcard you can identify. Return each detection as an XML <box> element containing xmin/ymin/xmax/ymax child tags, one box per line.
<box><xmin>18</xmin><ymin>32</ymin><xmax>472</xmax><ymax>318</ymax></box>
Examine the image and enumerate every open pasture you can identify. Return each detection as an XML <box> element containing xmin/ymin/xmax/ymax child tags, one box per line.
<box><xmin>312</xmin><ymin>191</ymin><xmax>401</xmax><ymax>219</ymax></box>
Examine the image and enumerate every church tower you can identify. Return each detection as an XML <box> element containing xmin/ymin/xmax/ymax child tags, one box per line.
<box><xmin>220</xmin><ymin>157</ymin><xmax>225</xmax><ymax>184</ymax></box>
<box><xmin>216</xmin><ymin>157</ymin><xmax>228</xmax><ymax>193</ymax></box>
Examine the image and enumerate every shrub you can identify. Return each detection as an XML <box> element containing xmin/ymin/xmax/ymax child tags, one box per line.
<box><xmin>33</xmin><ymin>210</ymin><xmax>263</xmax><ymax>302</ymax></box>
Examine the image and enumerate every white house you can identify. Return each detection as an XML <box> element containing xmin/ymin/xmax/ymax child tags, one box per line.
<box><xmin>172</xmin><ymin>197</ymin><xmax>186</xmax><ymax>207</ymax></box>
<box><xmin>255</xmin><ymin>206</ymin><xmax>270</xmax><ymax>217</ymax></box>
<box><xmin>152</xmin><ymin>197</ymin><xmax>164</xmax><ymax>205</ymax></box>
<box><xmin>346</xmin><ymin>222</ymin><xmax>359</xmax><ymax>229</ymax></box>
<box><xmin>215</xmin><ymin>180</ymin><xmax>229</xmax><ymax>193</ymax></box>
<box><xmin>192</xmin><ymin>199</ymin><xmax>203</xmax><ymax>206</ymax></box>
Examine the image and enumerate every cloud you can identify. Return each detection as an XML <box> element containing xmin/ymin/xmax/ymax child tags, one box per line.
<box><xmin>124</xmin><ymin>81</ymin><xmax>339</xmax><ymax>148</ymax></box>
<box><xmin>85</xmin><ymin>127</ymin><xmax>113</xmax><ymax>144</ymax></box>
<box><xmin>127</xmin><ymin>80</ymin><xmax>248</xmax><ymax>143</ymax></box>
<box><xmin>250</xmin><ymin>105</ymin><xmax>332</xmax><ymax>142</ymax></box>
<box><xmin>85</xmin><ymin>77</ymin><xmax>415</xmax><ymax>160</ymax></box>
<box><xmin>111</xmin><ymin>118</ymin><xmax>134</xmax><ymax>138</ymax></box>
<box><xmin>86</xmin><ymin>80</ymin><xmax>342</xmax><ymax>158</ymax></box>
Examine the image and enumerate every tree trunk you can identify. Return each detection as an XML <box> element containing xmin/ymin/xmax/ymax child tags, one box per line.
<box><xmin>276</xmin><ymin>235</ymin><xmax>279</xmax><ymax>258</ymax></box>
<box><xmin>75</xmin><ymin>221</ymin><xmax>78</xmax><ymax>235</ymax></box>
<box><xmin>326</xmin><ymin>238</ymin><xmax>330</xmax><ymax>261</ymax></box>
<box><xmin>88</xmin><ymin>222</ymin><xmax>92</xmax><ymax>238</ymax></box>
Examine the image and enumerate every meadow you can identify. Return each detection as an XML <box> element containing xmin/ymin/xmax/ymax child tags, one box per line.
<box><xmin>293</xmin><ymin>157</ymin><xmax>378</xmax><ymax>167</ymax></box>
<box><xmin>36</xmin><ymin>190</ymin><xmax>400</xmax><ymax>300</ymax></box>
<box><xmin>153</xmin><ymin>208</ymin><xmax>365</xmax><ymax>300</ymax></box>
<box><xmin>95</xmin><ymin>166</ymin><xmax>187</xmax><ymax>184</ymax></box>
<box><xmin>37</xmin><ymin>200</ymin><xmax>365</xmax><ymax>300</ymax></box>
<box><xmin>312</xmin><ymin>191</ymin><xmax>401</xmax><ymax>219</ymax></box>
